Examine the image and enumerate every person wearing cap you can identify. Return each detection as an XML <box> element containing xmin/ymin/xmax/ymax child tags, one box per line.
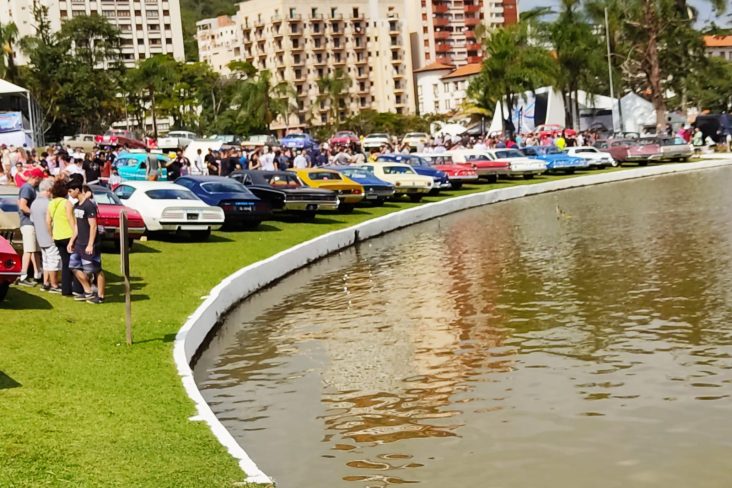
<box><xmin>17</xmin><ymin>167</ymin><xmax>45</xmax><ymax>286</ymax></box>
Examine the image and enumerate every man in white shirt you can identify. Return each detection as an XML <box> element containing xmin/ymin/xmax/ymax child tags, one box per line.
<box><xmin>293</xmin><ymin>150</ymin><xmax>309</xmax><ymax>169</ymax></box>
<box><xmin>260</xmin><ymin>146</ymin><xmax>276</xmax><ymax>171</ymax></box>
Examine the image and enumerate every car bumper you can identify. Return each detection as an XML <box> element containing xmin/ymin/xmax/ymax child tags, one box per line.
<box><xmin>338</xmin><ymin>195</ymin><xmax>365</xmax><ymax>204</ymax></box>
<box><xmin>475</xmin><ymin>168</ymin><xmax>510</xmax><ymax>177</ymax></box>
<box><xmin>626</xmin><ymin>154</ymin><xmax>654</xmax><ymax>161</ymax></box>
<box><xmin>434</xmin><ymin>181</ymin><xmax>452</xmax><ymax>189</ymax></box>
<box><xmin>363</xmin><ymin>188</ymin><xmax>395</xmax><ymax>200</ymax></box>
<box><xmin>282</xmin><ymin>201</ymin><xmax>339</xmax><ymax>211</ymax></box>
<box><xmin>394</xmin><ymin>187</ymin><xmax>431</xmax><ymax>195</ymax></box>
<box><xmin>100</xmin><ymin>226</ymin><xmax>146</xmax><ymax>240</ymax></box>
<box><xmin>158</xmin><ymin>221</ymin><xmax>223</xmax><ymax>231</ymax></box>
<box><xmin>509</xmin><ymin>168</ymin><xmax>545</xmax><ymax>175</ymax></box>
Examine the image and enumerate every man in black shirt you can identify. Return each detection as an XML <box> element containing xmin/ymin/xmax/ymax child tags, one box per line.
<box><xmin>166</xmin><ymin>150</ymin><xmax>188</xmax><ymax>180</ymax></box>
<box><xmin>204</xmin><ymin>148</ymin><xmax>218</xmax><ymax>175</ymax></box>
<box><xmin>67</xmin><ymin>183</ymin><xmax>105</xmax><ymax>304</ymax></box>
<box><xmin>221</xmin><ymin>149</ymin><xmax>239</xmax><ymax>176</ymax></box>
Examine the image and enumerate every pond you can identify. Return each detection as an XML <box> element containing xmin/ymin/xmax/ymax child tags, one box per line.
<box><xmin>194</xmin><ymin>168</ymin><xmax>732</xmax><ymax>487</ymax></box>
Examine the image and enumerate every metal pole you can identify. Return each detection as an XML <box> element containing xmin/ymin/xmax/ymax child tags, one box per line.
<box><xmin>604</xmin><ymin>8</ymin><xmax>617</xmax><ymax>133</ymax></box>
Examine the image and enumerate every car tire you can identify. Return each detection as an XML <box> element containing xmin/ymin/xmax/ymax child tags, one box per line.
<box><xmin>408</xmin><ymin>194</ymin><xmax>423</xmax><ymax>203</ymax></box>
<box><xmin>190</xmin><ymin>229</ymin><xmax>211</xmax><ymax>241</ymax></box>
<box><xmin>372</xmin><ymin>198</ymin><xmax>386</xmax><ymax>207</ymax></box>
<box><xmin>451</xmin><ymin>182</ymin><xmax>463</xmax><ymax>190</ymax></box>
<box><xmin>0</xmin><ymin>282</ymin><xmax>8</xmax><ymax>302</ymax></box>
<box><xmin>639</xmin><ymin>161</ymin><xmax>648</xmax><ymax>166</ymax></box>
<box><xmin>523</xmin><ymin>174</ymin><xmax>534</xmax><ymax>180</ymax></box>
<box><xmin>486</xmin><ymin>175</ymin><xmax>498</xmax><ymax>184</ymax></box>
<box><xmin>338</xmin><ymin>203</ymin><xmax>355</xmax><ymax>213</ymax></box>
<box><xmin>681</xmin><ymin>157</ymin><xmax>690</xmax><ymax>162</ymax></box>
<box><xmin>243</xmin><ymin>220</ymin><xmax>262</xmax><ymax>229</ymax></box>
<box><xmin>302</xmin><ymin>211</ymin><xmax>317</xmax><ymax>221</ymax></box>
<box><xmin>428</xmin><ymin>189</ymin><xmax>440</xmax><ymax>196</ymax></box>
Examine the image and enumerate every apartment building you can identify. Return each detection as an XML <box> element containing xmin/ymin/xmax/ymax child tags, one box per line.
<box><xmin>414</xmin><ymin>61</ymin><xmax>481</xmax><ymax>114</ymax></box>
<box><xmin>414</xmin><ymin>0</ymin><xmax>518</xmax><ymax>68</ymax></box>
<box><xmin>0</xmin><ymin>0</ymin><xmax>185</xmax><ymax>67</ymax></box>
<box><xmin>196</xmin><ymin>0</ymin><xmax>416</xmax><ymax>131</ymax></box>
<box><xmin>704</xmin><ymin>35</ymin><xmax>732</xmax><ymax>62</ymax></box>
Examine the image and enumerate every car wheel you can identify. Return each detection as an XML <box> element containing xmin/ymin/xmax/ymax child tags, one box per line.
<box><xmin>338</xmin><ymin>203</ymin><xmax>355</xmax><ymax>213</ymax></box>
<box><xmin>372</xmin><ymin>198</ymin><xmax>386</xmax><ymax>206</ymax></box>
<box><xmin>0</xmin><ymin>282</ymin><xmax>8</xmax><ymax>302</ymax></box>
<box><xmin>243</xmin><ymin>220</ymin><xmax>262</xmax><ymax>229</ymax></box>
<box><xmin>681</xmin><ymin>157</ymin><xmax>690</xmax><ymax>162</ymax></box>
<box><xmin>190</xmin><ymin>229</ymin><xmax>211</xmax><ymax>241</ymax></box>
<box><xmin>408</xmin><ymin>194</ymin><xmax>423</xmax><ymax>203</ymax></box>
<box><xmin>451</xmin><ymin>182</ymin><xmax>463</xmax><ymax>190</ymax></box>
<box><xmin>428</xmin><ymin>189</ymin><xmax>440</xmax><ymax>196</ymax></box>
<box><xmin>302</xmin><ymin>211</ymin><xmax>317</xmax><ymax>221</ymax></box>
<box><xmin>523</xmin><ymin>174</ymin><xmax>534</xmax><ymax>180</ymax></box>
<box><xmin>486</xmin><ymin>175</ymin><xmax>498</xmax><ymax>184</ymax></box>
<box><xmin>639</xmin><ymin>161</ymin><xmax>648</xmax><ymax>166</ymax></box>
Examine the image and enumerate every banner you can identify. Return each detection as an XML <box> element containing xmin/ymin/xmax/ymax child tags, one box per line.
<box><xmin>0</xmin><ymin>112</ymin><xmax>24</xmax><ymax>133</ymax></box>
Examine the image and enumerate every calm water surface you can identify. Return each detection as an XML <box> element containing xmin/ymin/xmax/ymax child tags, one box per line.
<box><xmin>194</xmin><ymin>168</ymin><xmax>732</xmax><ymax>487</ymax></box>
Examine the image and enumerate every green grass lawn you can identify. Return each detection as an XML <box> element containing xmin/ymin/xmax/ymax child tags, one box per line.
<box><xmin>0</xmin><ymin>165</ymin><xmax>682</xmax><ymax>486</ymax></box>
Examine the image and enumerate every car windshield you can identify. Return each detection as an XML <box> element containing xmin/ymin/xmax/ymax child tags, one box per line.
<box><xmin>544</xmin><ymin>147</ymin><xmax>561</xmax><ymax>155</ymax></box>
<box><xmin>339</xmin><ymin>169</ymin><xmax>371</xmax><ymax>179</ymax></box>
<box><xmin>575</xmin><ymin>148</ymin><xmax>598</xmax><ymax>153</ymax></box>
<box><xmin>247</xmin><ymin>135</ymin><xmax>270</xmax><ymax>143</ymax></box>
<box><xmin>494</xmin><ymin>150</ymin><xmax>524</xmax><ymax>158</ymax></box>
<box><xmin>264</xmin><ymin>173</ymin><xmax>301</xmax><ymax>187</ymax></box>
<box><xmin>405</xmin><ymin>133</ymin><xmax>427</xmax><ymax>138</ymax></box>
<box><xmin>424</xmin><ymin>155</ymin><xmax>453</xmax><ymax>164</ymax></box>
<box><xmin>464</xmin><ymin>154</ymin><xmax>487</xmax><ymax>162</ymax></box>
<box><xmin>308</xmin><ymin>171</ymin><xmax>343</xmax><ymax>181</ymax></box>
<box><xmin>93</xmin><ymin>191</ymin><xmax>121</xmax><ymax>205</ymax></box>
<box><xmin>168</xmin><ymin>132</ymin><xmax>190</xmax><ymax>138</ymax></box>
<box><xmin>522</xmin><ymin>148</ymin><xmax>538</xmax><ymax>156</ymax></box>
<box><xmin>285</xmin><ymin>134</ymin><xmax>306</xmax><ymax>139</ymax></box>
<box><xmin>201</xmin><ymin>181</ymin><xmax>249</xmax><ymax>194</ymax></box>
<box><xmin>105</xmin><ymin>130</ymin><xmax>126</xmax><ymax>136</ymax></box>
<box><xmin>368</xmin><ymin>133</ymin><xmax>388</xmax><ymax>138</ymax></box>
<box><xmin>382</xmin><ymin>165</ymin><xmax>414</xmax><ymax>175</ymax></box>
<box><xmin>638</xmin><ymin>138</ymin><xmax>659</xmax><ymax>145</ymax></box>
<box><xmin>335</xmin><ymin>132</ymin><xmax>354</xmax><ymax>137</ymax></box>
<box><xmin>145</xmin><ymin>189</ymin><xmax>198</xmax><ymax>200</ymax></box>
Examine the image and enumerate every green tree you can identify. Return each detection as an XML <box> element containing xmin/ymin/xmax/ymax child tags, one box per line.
<box><xmin>469</xmin><ymin>22</ymin><xmax>556</xmax><ymax>135</ymax></box>
<box><xmin>316</xmin><ymin>69</ymin><xmax>352</xmax><ymax>127</ymax></box>
<box><xmin>126</xmin><ymin>55</ymin><xmax>179</xmax><ymax>138</ymax></box>
<box><xmin>0</xmin><ymin>21</ymin><xmax>19</xmax><ymax>82</ymax></box>
<box><xmin>232</xmin><ymin>69</ymin><xmax>294</xmax><ymax>133</ymax></box>
<box><xmin>683</xmin><ymin>56</ymin><xmax>732</xmax><ymax>112</ymax></box>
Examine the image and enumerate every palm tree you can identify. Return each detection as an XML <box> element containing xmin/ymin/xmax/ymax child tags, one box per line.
<box><xmin>234</xmin><ymin>70</ymin><xmax>295</xmax><ymax>132</ymax></box>
<box><xmin>316</xmin><ymin>69</ymin><xmax>352</xmax><ymax>127</ymax></box>
<box><xmin>0</xmin><ymin>22</ymin><xmax>19</xmax><ymax>82</ymax></box>
<box><xmin>127</xmin><ymin>55</ymin><xmax>179</xmax><ymax>138</ymax></box>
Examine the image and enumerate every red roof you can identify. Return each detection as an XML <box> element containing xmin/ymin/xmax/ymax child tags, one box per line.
<box><xmin>704</xmin><ymin>35</ymin><xmax>732</xmax><ymax>48</ymax></box>
<box><xmin>441</xmin><ymin>63</ymin><xmax>482</xmax><ymax>80</ymax></box>
<box><xmin>414</xmin><ymin>61</ymin><xmax>454</xmax><ymax>73</ymax></box>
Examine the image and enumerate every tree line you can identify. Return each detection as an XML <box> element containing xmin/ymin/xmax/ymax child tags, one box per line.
<box><xmin>468</xmin><ymin>0</ymin><xmax>732</xmax><ymax>134</ymax></box>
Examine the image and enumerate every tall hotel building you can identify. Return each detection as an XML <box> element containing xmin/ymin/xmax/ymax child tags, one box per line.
<box><xmin>197</xmin><ymin>0</ymin><xmax>417</xmax><ymax>130</ymax></box>
<box><xmin>0</xmin><ymin>0</ymin><xmax>185</xmax><ymax>67</ymax></box>
<box><xmin>416</xmin><ymin>0</ymin><xmax>517</xmax><ymax>67</ymax></box>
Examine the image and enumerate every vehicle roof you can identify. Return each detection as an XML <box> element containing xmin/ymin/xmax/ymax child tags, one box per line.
<box><xmin>177</xmin><ymin>175</ymin><xmax>236</xmax><ymax>183</ymax></box>
<box><xmin>362</xmin><ymin>161</ymin><xmax>410</xmax><ymax>167</ymax></box>
<box><xmin>89</xmin><ymin>184</ymin><xmax>113</xmax><ymax>193</ymax></box>
<box><xmin>116</xmin><ymin>181</ymin><xmax>185</xmax><ymax>190</ymax></box>
<box><xmin>117</xmin><ymin>151</ymin><xmax>168</xmax><ymax>159</ymax></box>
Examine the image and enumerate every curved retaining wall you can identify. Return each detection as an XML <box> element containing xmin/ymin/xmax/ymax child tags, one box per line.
<box><xmin>174</xmin><ymin>158</ymin><xmax>731</xmax><ymax>485</ymax></box>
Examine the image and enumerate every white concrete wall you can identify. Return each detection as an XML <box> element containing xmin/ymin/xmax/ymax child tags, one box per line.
<box><xmin>174</xmin><ymin>157</ymin><xmax>732</xmax><ymax>485</ymax></box>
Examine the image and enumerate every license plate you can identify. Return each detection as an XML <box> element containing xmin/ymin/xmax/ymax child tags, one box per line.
<box><xmin>186</xmin><ymin>213</ymin><xmax>199</xmax><ymax>221</ymax></box>
<box><xmin>365</xmin><ymin>195</ymin><xmax>378</xmax><ymax>200</ymax></box>
<box><xmin>181</xmin><ymin>225</ymin><xmax>206</xmax><ymax>230</ymax></box>
<box><xmin>306</xmin><ymin>204</ymin><xmax>317</xmax><ymax>211</ymax></box>
<box><xmin>237</xmin><ymin>204</ymin><xmax>253</xmax><ymax>212</ymax></box>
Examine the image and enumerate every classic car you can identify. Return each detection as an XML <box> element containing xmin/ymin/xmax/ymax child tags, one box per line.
<box><xmin>0</xmin><ymin>235</ymin><xmax>21</xmax><ymax>303</ymax></box>
<box><xmin>63</xmin><ymin>134</ymin><xmax>98</xmax><ymax>153</ymax></box>
<box><xmin>361</xmin><ymin>133</ymin><xmax>392</xmax><ymax>150</ymax></box>
<box><xmin>89</xmin><ymin>185</ymin><xmax>147</xmax><ymax>250</ymax></box>
<box><xmin>625</xmin><ymin>138</ymin><xmax>663</xmax><ymax>164</ymax></box>
<box><xmin>328</xmin><ymin>131</ymin><xmax>360</xmax><ymax>148</ymax></box>
<box><xmin>657</xmin><ymin>137</ymin><xmax>693</xmax><ymax>161</ymax></box>
<box><xmin>229</xmin><ymin>170</ymin><xmax>339</xmax><ymax>220</ymax></box>
<box><xmin>521</xmin><ymin>146</ymin><xmax>589</xmax><ymax>173</ymax></box>
<box><xmin>241</xmin><ymin>134</ymin><xmax>280</xmax><ymax>150</ymax></box>
<box><xmin>483</xmin><ymin>149</ymin><xmax>547</xmax><ymax>178</ymax></box>
<box><xmin>207</xmin><ymin>134</ymin><xmax>242</xmax><ymax>145</ymax></box>
<box><xmin>535</xmin><ymin>124</ymin><xmax>577</xmax><ymax>138</ymax></box>
<box><xmin>113</xmin><ymin>181</ymin><xmax>225</xmax><ymax>240</ymax></box>
<box><xmin>156</xmin><ymin>131</ymin><xmax>199</xmax><ymax>150</ymax></box>
<box><xmin>401</xmin><ymin>132</ymin><xmax>430</xmax><ymax>147</ymax></box>
<box><xmin>290</xmin><ymin>168</ymin><xmax>365</xmax><ymax>212</ymax></box>
<box><xmin>95</xmin><ymin>129</ymin><xmax>147</xmax><ymax>150</ymax></box>
<box><xmin>358</xmin><ymin>162</ymin><xmax>433</xmax><ymax>202</ymax></box>
<box><xmin>280</xmin><ymin>133</ymin><xmax>318</xmax><ymax>150</ymax></box>
<box><xmin>564</xmin><ymin>146</ymin><xmax>617</xmax><ymax>168</ymax></box>
<box><xmin>114</xmin><ymin>151</ymin><xmax>170</xmax><ymax>181</ymax></box>
<box><xmin>175</xmin><ymin>176</ymin><xmax>271</xmax><ymax>227</ymax></box>
<box><xmin>440</xmin><ymin>150</ymin><xmax>507</xmax><ymax>184</ymax></box>
<box><xmin>0</xmin><ymin>191</ymin><xmax>21</xmax><ymax>248</ymax></box>
<box><xmin>376</xmin><ymin>153</ymin><xmax>451</xmax><ymax>194</ymax></box>
<box><xmin>327</xmin><ymin>166</ymin><xmax>395</xmax><ymax>206</ymax></box>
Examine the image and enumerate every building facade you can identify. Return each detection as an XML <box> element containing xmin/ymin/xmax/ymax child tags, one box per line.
<box><xmin>414</xmin><ymin>61</ymin><xmax>481</xmax><ymax>115</ymax></box>
<box><xmin>413</xmin><ymin>0</ymin><xmax>517</xmax><ymax>68</ymax></box>
<box><xmin>1</xmin><ymin>0</ymin><xmax>185</xmax><ymax>67</ymax></box>
<box><xmin>196</xmin><ymin>0</ymin><xmax>416</xmax><ymax>131</ymax></box>
<box><xmin>704</xmin><ymin>35</ymin><xmax>732</xmax><ymax>62</ymax></box>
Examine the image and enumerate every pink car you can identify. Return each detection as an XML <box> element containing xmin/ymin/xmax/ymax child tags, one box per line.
<box><xmin>328</xmin><ymin>131</ymin><xmax>360</xmax><ymax>148</ymax></box>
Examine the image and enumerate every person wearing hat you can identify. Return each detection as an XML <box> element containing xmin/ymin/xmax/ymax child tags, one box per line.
<box><xmin>17</xmin><ymin>167</ymin><xmax>45</xmax><ymax>286</ymax></box>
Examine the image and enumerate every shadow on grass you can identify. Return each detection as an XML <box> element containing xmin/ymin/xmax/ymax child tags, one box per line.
<box><xmin>147</xmin><ymin>233</ymin><xmax>235</xmax><ymax>244</ymax></box>
<box><xmin>222</xmin><ymin>223</ymin><xmax>283</xmax><ymax>233</ymax></box>
<box><xmin>1</xmin><ymin>287</ymin><xmax>53</xmax><ymax>310</ymax></box>
<box><xmin>133</xmin><ymin>333</ymin><xmax>176</xmax><ymax>345</ymax></box>
<box><xmin>129</xmin><ymin>242</ymin><xmax>161</xmax><ymax>254</ymax></box>
<box><xmin>103</xmin><ymin>271</ymin><xmax>150</xmax><ymax>303</ymax></box>
<box><xmin>0</xmin><ymin>371</ymin><xmax>21</xmax><ymax>390</ymax></box>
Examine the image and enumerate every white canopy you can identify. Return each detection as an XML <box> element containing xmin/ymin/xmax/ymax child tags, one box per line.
<box><xmin>0</xmin><ymin>79</ymin><xmax>28</xmax><ymax>96</ymax></box>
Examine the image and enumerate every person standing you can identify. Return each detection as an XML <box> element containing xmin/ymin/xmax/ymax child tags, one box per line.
<box><xmin>47</xmin><ymin>180</ymin><xmax>77</xmax><ymax>296</ymax></box>
<box><xmin>30</xmin><ymin>178</ymin><xmax>61</xmax><ymax>292</ymax></box>
<box><xmin>83</xmin><ymin>152</ymin><xmax>101</xmax><ymax>185</ymax></box>
<box><xmin>145</xmin><ymin>148</ymin><xmax>160</xmax><ymax>181</ymax></box>
<box><xmin>193</xmin><ymin>148</ymin><xmax>204</xmax><ymax>175</ymax></box>
<box><xmin>16</xmin><ymin>167</ymin><xmax>44</xmax><ymax>286</ymax></box>
<box><xmin>166</xmin><ymin>150</ymin><xmax>188</xmax><ymax>181</ymax></box>
<box><xmin>67</xmin><ymin>184</ymin><xmax>105</xmax><ymax>304</ymax></box>
<box><xmin>293</xmin><ymin>149</ymin><xmax>309</xmax><ymax>169</ymax></box>
<box><xmin>260</xmin><ymin>146</ymin><xmax>276</xmax><ymax>171</ymax></box>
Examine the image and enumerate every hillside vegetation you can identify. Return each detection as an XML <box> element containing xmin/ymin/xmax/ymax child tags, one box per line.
<box><xmin>180</xmin><ymin>0</ymin><xmax>238</xmax><ymax>60</ymax></box>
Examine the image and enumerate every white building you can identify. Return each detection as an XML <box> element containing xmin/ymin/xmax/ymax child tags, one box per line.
<box><xmin>0</xmin><ymin>0</ymin><xmax>185</xmax><ymax>67</ymax></box>
<box><xmin>414</xmin><ymin>61</ymin><xmax>481</xmax><ymax>115</ymax></box>
<box><xmin>704</xmin><ymin>35</ymin><xmax>732</xmax><ymax>61</ymax></box>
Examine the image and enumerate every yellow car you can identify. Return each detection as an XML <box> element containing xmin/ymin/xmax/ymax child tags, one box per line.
<box><xmin>359</xmin><ymin>162</ymin><xmax>433</xmax><ymax>202</ymax></box>
<box><xmin>290</xmin><ymin>168</ymin><xmax>365</xmax><ymax>212</ymax></box>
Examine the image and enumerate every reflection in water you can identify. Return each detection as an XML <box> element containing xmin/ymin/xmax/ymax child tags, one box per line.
<box><xmin>194</xmin><ymin>168</ymin><xmax>732</xmax><ymax>487</ymax></box>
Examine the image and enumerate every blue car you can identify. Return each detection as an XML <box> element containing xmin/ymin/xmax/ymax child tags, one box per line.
<box><xmin>280</xmin><ymin>133</ymin><xmax>318</xmax><ymax>150</ymax></box>
<box><xmin>115</xmin><ymin>152</ymin><xmax>169</xmax><ymax>181</ymax></box>
<box><xmin>521</xmin><ymin>146</ymin><xmax>588</xmax><ymax>173</ymax></box>
<box><xmin>175</xmin><ymin>175</ymin><xmax>271</xmax><ymax>228</ymax></box>
<box><xmin>328</xmin><ymin>165</ymin><xmax>395</xmax><ymax>206</ymax></box>
<box><xmin>376</xmin><ymin>153</ymin><xmax>451</xmax><ymax>194</ymax></box>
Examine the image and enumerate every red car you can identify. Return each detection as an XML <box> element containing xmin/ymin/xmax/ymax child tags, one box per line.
<box><xmin>536</xmin><ymin>124</ymin><xmax>577</xmax><ymax>138</ymax></box>
<box><xmin>328</xmin><ymin>130</ymin><xmax>360</xmax><ymax>148</ymax></box>
<box><xmin>594</xmin><ymin>138</ymin><xmax>637</xmax><ymax>164</ymax></box>
<box><xmin>0</xmin><ymin>236</ymin><xmax>21</xmax><ymax>303</ymax></box>
<box><xmin>411</xmin><ymin>152</ymin><xmax>481</xmax><ymax>188</ymax></box>
<box><xmin>90</xmin><ymin>185</ymin><xmax>147</xmax><ymax>250</ymax></box>
<box><xmin>95</xmin><ymin>129</ymin><xmax>147</xmax><ymax>150</ymax></box>
<box><xmin>442</xmin><ymin>150</ymin><xmax>509</xmax><ymax>184</ymax></box>
<box><xmin>625</xmin><ymin>138</ymin><xmax>663</xmax><ymax>164</ymax></box>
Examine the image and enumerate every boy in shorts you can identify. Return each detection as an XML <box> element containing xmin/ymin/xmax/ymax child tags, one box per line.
<box><xmin>68</xmin><ymin>183</ymin><xmax>105</xmax><ymax>304</ymax></box>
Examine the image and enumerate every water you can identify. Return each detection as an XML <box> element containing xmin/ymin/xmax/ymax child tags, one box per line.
<box><xmin>194</xmin><ymin>168</ymin><xmax>732</xmax><ymax>488</ymax></box>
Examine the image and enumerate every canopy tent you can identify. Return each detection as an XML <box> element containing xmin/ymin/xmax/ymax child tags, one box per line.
<box><xmin>430</xmin><ymin>121</ymin><xmax>468</xmax><ymax>137</ymax></box>
<box><xmin>0</xmin><ymin>79</ymin><xmax>44</xmax><ymax>147</ymax></box>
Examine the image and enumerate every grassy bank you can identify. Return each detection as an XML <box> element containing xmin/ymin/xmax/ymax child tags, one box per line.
<box><xmin>0</xmin><ymin>166</ymin><xmax>675</xmax><ymax>486</ymax></box>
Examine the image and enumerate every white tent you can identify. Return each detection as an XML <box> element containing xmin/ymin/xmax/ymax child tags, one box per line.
<box><xmin>488</xmin><ymin>86</ymin><xmax>566</xmax><ymax>134</ymax></box>
<box><xmin>430</xmin><ymin>121</ymin><xmax>468</xmax><ymax>137</ymax></box>
<box><xmin>0</xmin><ymin>79</ymin><xmax>44</xmax><ymax>147</ymax></box>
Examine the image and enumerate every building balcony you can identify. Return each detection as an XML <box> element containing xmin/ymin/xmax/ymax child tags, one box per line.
<box><xmin>328</xmin><ymin>14</ymin><xmax>343</xmax><ymax>21</ymax></box>
<box><xmin>290</xmin><ymin>28</ymin><xmax>303</xmax><ymax>36</ymax></box>
<box><xmin>287</xmin><ymin>14</ymin><xmax>302</xmax><ymax>22</ymax></box>
<box><xmin>292</xmin><ymin>56</ymin><xmax>305</xmax><ymax>65</ymax></box>
<box><xmin>436</xmin><ymin>43</ymin><xmax>452</xmax><ymax>53</ymax></box>
<box><xmin>433</xmin><ymin>3</ymin><xmax>449</xmax><ymax>13</ymax></box>
<box><xmin>354</xmin><ymin>43</ymin><xmax>366</xmax><ymax>50</ymax></box>
<box><xmin>465</xmin><ymin>4</ymin><xmax>481</xmax><ymax>13</ymax></box>
<box><xmin>466</xmin><ymin>42</ymin><xmax>481</xmax><ymax>50</ymax></box>
<box><xmin>390</xmin><ymin>57</ymin><xmax>402</xmax><ymax>64</ymax></box>
<box><xmin>291</xmin><ymin>43</ymin><xmax>304</xmax><ymax>51</ymax></box>
<box><xmin>436</xmin><ymin>56</ymin><xmax>452</xmax><ymax>64</ymax></box>
<box><xmin>273</xmin><ymin>29</ymin><xmax>283</xmax><ymax>38</ymax></box>
<box><xmin>275</xmin><ymin>44</ymin><xmax>285</xmax><ymax>53</ymax></box>
<box><xmin>393</xmin><ymin>71</ymin><xmax>405</xmax><ymax>78</ymax></box>
<box><xmin>468</xmin><ymin>55</ymin><xmax>482</xmax><ymax>64</ymax></box>
<box><xmin>332</xmin><ymin>43</ymin><xmax>345</xmax><ymax>50</ymax></box>
<box><xmin>432</xmin><ymin>17</ymin><xmax>450</xmax><ymax>27</ymax></box>
<box><xmin>272</xmin><ymin>14</ymin><xmax>282</xmax><ymax>24</ymax></box>
<box><xmin>310</xmin><ymin>13</ymin><xmax>324</xmax><ymax>21</ymax></box>
<box><xmin>355</xmin><ymin>57</ymin><xmax>367</xmax><ymax>65</ymax></box>
<box><xmin>333</xmin><ymin>57</ymin><xmax>346</xmax><ymax>65</ymax></box>
<box><xmin>254</xmin><ymin>19</ymin><xmax>265</xmax><ymax>27</ymax></box>
<box><xmin>390</xmin><ymin>44</ymin><xmax>401</xmax><ymax>50</ymax></box>
<box><xmin>434</xmin><ymin>31</ymin><xmax>451</xmax><ymax>40</ymax></box>
<box><xmin>314</xmin><ymin>57</ymin><xmax>327</xmax><ymax>65</ymax></box>
<box><xmin>465</xmin><ymin>16</ymin><xmax>481</xmax><ymax>26</ymax></box>
<box><xmin>465</xmin><ymin>30</ymin><xmax>476</xmax><ymax>39</ymax></box>
<box><xmin>312</xmin><ymin>43</ymin><xmax>326</xmax><ymax>51</ymax></box>
<box><xmin>355</xmin><ymin>71</ymin><xmax>367</xmax><ymax>79</ymax></box>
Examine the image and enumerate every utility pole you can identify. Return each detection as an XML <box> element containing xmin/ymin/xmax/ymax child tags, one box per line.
<box><xmin>604</xmin><ymin>8</ymin><xmax>617</xmax><ymax>132</ymax></box>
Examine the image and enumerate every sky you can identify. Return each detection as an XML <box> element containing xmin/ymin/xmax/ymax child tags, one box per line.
<box><xmin>517</xmin><ymin>0</ymin><xmax>729</xmax><ymax>27</ymax></box>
